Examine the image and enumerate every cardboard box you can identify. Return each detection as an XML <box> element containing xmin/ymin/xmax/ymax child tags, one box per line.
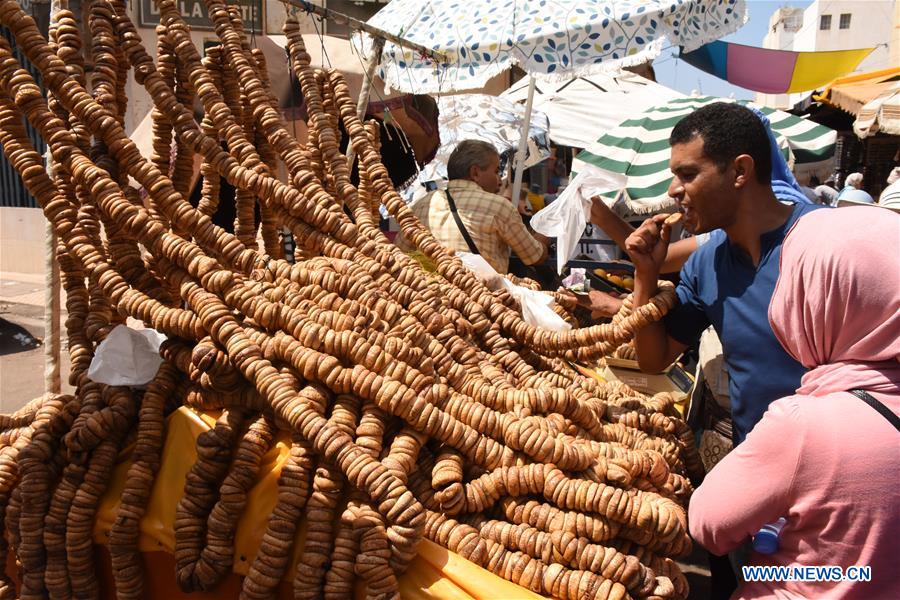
<box><xmin>601</xmin><ymin>358</ymin><xmax>695</xmax><ymax>416</ymax></box>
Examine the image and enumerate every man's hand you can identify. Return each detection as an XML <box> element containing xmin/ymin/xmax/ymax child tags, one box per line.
<box><xmin>584</xmin><ymin>289</ymin><xmax>623</xmax><ymax>319</ymax></box>
<box><xmin>556</xmin><ymin>289</ymin><xmax>623</xmax><ymax>319</ymax></box>
<box><xmin>624</xmin><ymin>214</ymin><xmax>676</xmax><ymax>278</ymax></box>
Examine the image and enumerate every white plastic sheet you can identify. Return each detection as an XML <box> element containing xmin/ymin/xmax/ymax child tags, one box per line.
<box><xmin>457</xmin><ymin>252</ymin><xmax>504</xmax><ymax>290</ymax></box>
<box><xmin>457</xmin><ymin>252</ymin><xmax>570</xmax><ymax>331</ymax></box>
<box><xmin>87</xmin><ymin>324</ymin><xmax>167</xmax><ymax>387</ymax></box>
<box><xmin>499</xmin><ymin>279</ymin><xmax>571</xmax><ymax>332</ymax></box>
<box><xmin>530</xmin><ymin>167</ymin><xmax>626</xmax><ymax>273</ymax></box>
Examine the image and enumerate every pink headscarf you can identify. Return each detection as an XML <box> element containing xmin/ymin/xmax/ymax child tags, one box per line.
<box><xmin>769</xmin><ymin>206</ymin><xmax>900</xmax><ymax>396</ymax></box>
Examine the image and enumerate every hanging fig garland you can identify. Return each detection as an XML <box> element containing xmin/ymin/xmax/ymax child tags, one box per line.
<box><xmin>0</xmin><ymin>1</ymin><xmax>702</xmax><ymax>599</ymax></box>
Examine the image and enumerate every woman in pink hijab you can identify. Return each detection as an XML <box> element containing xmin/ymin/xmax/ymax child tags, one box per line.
<box><xmin>688</xmin><ymin>206</ymin><xmax>900</xmax><ymax>599</ymax></box>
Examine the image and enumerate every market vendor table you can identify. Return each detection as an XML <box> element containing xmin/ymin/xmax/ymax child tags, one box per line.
<box><xmin>81</xmin><ymin>407</ymin><xmax>546</xmax><ymax>599</ymax></box>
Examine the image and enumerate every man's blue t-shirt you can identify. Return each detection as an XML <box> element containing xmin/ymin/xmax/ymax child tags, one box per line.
<box><xmin>664</xmin><ymin>203</ymin><xmax>823</xmax><ymax>443</ymax></box>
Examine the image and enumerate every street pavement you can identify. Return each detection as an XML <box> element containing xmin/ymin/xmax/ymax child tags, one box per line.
<box><xmin>0</xmin><ymin>270</ymin><xmax>73</xmax><ymax>412</ymax></box>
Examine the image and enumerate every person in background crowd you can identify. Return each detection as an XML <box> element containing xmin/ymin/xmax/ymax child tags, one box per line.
<box><xmin>814</xmin><ymin>175</ymin><xmax>839</xmax><ymax>206</ymax></box>
<box><xmin>799</xmin><ymin>186</ymin><xmax>820</xmax><ymax>204</ymax></box>
<box><xmin>689</xmin><ymin>206</ymin><xmax>900</xmax><ymax>599</ymax></box>
<box><xmin>878</xmin><ymin>166</ymin><xmax>900</xmax><ymax>207</ymax></box>
<box><xmin>396</xmin><ymin>140</ymin><xmax>547</xmax><ymax>274</ymax></box>
<box><xmin>799</xmin><ymin>175</ymin><xmax>820</xmax><ymax>203</ymax></box>
<box><xmin>836</xmin><ymin>172</ymin><xmax>874</xmax><ymax>204</ymax></box>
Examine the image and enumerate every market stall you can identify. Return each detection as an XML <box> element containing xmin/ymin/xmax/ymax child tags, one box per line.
<box><xmin>0</xmin><ymin>1</ymin><xmax>710</xmax><ymax>599</ymax></box>
<box><xmin>410</xmin><ymin>93</ymin><xmax>551</xmax><ymax>192</ymax></box>
<box><xmin>357</xmin><ymin>0</ymin><xmax>749</xmax><ymax>216</ymax></box>
<box><xmin>806</xmin><ymin>67</ymin><xmax>900</xmax><ymax>198</ymax></box>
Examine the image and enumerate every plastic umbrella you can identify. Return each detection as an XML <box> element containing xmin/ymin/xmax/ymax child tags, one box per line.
<box><xmin>357</xmin><ymin>0</ymin><xmax>747</xmax><ymax>202</ymax></box>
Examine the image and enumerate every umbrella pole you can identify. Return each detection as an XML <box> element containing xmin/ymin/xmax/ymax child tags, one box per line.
<box><xmin>44</xmin><ymin>0</ymin><xmax>61</xmax><ymax>396</ymax></box>
<box><xmin>346</xmin><ymin>37</ymin><xmax>385</xmax><ymax>170</ymax></box>
<box><xmin>511</xmin><ymin>76</ymin><xmax>536</xmax><ymax>204</ymax></box>
<box><xmin>43</xmin><ymin>150</ymin><xmax>61</xmax><ymax>395</ymax></box>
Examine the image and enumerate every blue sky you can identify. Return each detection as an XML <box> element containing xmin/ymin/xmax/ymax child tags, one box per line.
<box><xmin>654</xmin><ymin>0</ymin><xmax>814</xmax><ymax>99</ymax></box>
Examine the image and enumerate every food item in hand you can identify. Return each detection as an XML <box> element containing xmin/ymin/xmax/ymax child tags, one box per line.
<box><xmin>664</xmin><ymin>213</ymin><xmax>683</xmax><ymax>226</ymax></box>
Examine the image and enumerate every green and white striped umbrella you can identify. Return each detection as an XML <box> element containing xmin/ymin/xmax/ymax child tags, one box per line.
<box><xmin>572</xmin><ymin>96</ymin><xmax>836</xmax><ymax>214</ymax></box>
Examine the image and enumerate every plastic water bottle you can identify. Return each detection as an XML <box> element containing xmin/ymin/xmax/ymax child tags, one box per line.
<box><xmin>753</xmin><ymin>517</ymin><xmax>787</xmax><ymax>554</ymax></box>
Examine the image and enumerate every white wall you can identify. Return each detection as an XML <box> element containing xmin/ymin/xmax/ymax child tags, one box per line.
<box><xmin>0</xmin><ymin>208</ymin><xmax>51</xmax><ymax>274</ymax></box>
<box><xmin>756</xmin><ymin>0</ymin><xmax>896</xmax><ymax>109</ymax></box>
<box><xmin>813</xmin><ymin>0</ymin><xmax>894</xmax><ymax>71</ymax></box>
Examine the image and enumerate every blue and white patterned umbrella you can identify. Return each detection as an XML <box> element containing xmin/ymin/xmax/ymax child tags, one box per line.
<box><xmin>418</xmin><ymin>93</ymin><xmax>551</xmax><ymax>185</ymax></box>
<box><xmin>358</xmin><ymin>0</ymin><xmax>747</xmax><ymax>94</ymax></box>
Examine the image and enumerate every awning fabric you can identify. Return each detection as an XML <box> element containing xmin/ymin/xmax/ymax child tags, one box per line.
<box><xmin>499</xmin><ymin>71</ymin><xmax>684</xmax><ymax>149</ymax></box>
<box><xmin>854</xmin><ymin>82</ymin><xmax>900</xmax><ymax>138</ymax></box>
<box><xmin>573</xmin><ymin>96</ymin><xmax>837</xmax><ymax>214</ymax></box>
<box><xmin>813</xmin><ymin>67</ymin><xmax>900</xmax><ymax>117</ymax></box>
<box><xmin>680</xmin><ymin>40</ymin><xmax>874</xmax><ymax>94</ymax></box>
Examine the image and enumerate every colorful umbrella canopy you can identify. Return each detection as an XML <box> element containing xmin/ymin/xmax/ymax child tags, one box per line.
<box><xmin>680</xmin><ymin>40</ymin><xmax>874</xmax><ymax>94</ymax></box>
<box><xmin>572</xmin><ymin>96</ymin><xmax>837</xmax><ymax>213</ymax></box>
<box><xmin>357</xmin><ymin>0</ymin><xmax>747</xmax><ymax>94</ymax></box>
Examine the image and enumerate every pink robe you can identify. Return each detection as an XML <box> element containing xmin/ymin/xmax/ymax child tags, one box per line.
<box><xmin>688</xmin><ymin>206</ymin><xmax>900</xmax><ymax>599</ymax></box>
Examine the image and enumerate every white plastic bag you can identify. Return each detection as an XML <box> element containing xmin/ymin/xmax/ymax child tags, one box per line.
<box><xmin>87</xmin><ymin>324</ymin><xmax>167</xmax><ymax>387</ymax></box>
<box><xmin>457</xmin><ymin>251</ymin><xmax>504</xmax><ymax>290</ymax></box>
<box><xmin>500</xmin><ymin>279</ymin><xmax>571</xmax><ymax>331</ymax></box>
<box><xmin>530</xmin><ymin>166</ymin><xmax>626</xmax><ymax>273</ymax></box>
<box><xmin>457</xmin><ymin>252</ymin><xmax>569</xmax><ymax>330</ymax></box>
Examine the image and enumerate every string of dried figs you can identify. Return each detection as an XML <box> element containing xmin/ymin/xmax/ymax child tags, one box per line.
<box><xmin>0</xmin><ymin>1</ymin><xmax>701</xmax><ymax>598</ymax></box>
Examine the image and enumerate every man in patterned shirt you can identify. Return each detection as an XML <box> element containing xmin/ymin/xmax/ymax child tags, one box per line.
<box><xmin>397</xmin><ymin>140</ymin><xmax>547</xmax><ymax>273</ymax></box>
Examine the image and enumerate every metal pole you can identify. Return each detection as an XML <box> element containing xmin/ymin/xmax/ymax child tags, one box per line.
<box><xmin>510</xmin><ymin>76</ymin><xmax>536</xmax><ymax>206</ymax></box>
<box><xmin>346</xmin><ymin>36</ymin><xmax>385</xmax><ymax>170</ymax></box>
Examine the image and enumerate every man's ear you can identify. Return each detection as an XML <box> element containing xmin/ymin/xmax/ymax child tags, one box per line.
<box><xmin>468</xmin><ymin>164</ymin><xmax>481</xmax><ymax>180</ymax></box>
<box><xmin>733</xmin><ymin>155</ymin><xmax>755</xmax><ymax>188</ymax></box>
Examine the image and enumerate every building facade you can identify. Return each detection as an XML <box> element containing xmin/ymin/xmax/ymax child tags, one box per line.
<box><xmin>757</xmin><ymin>0</ymin><xmax>897</xmax><ymax>109</ymax></box>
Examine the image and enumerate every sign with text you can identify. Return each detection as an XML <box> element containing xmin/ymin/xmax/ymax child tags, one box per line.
<box><xmin>139</xmin><ymin>0</ymin><xmax>263</xmax><ymax>34</ymax></box>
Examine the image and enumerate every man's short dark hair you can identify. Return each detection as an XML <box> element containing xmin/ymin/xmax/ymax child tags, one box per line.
<box><xmin>447</xmin><ymin>140</ymin><xmax>498</xmax><ymax>181</ymax></box>
<box><xmin>670</xmin><ymin>103</ymin><xmax>772</xmax><ymax>184</ymax></box>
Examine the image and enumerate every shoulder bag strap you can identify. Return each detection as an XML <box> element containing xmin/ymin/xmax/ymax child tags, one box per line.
<box><xmin>849</xmin><ymin>389</ymin><xmax>900</xmax><ymax>432</ymax></box>
<box><xmin>443</xmin><ymin>188</ymin><xmax>480</xmax><ymax>255</ymax></box>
